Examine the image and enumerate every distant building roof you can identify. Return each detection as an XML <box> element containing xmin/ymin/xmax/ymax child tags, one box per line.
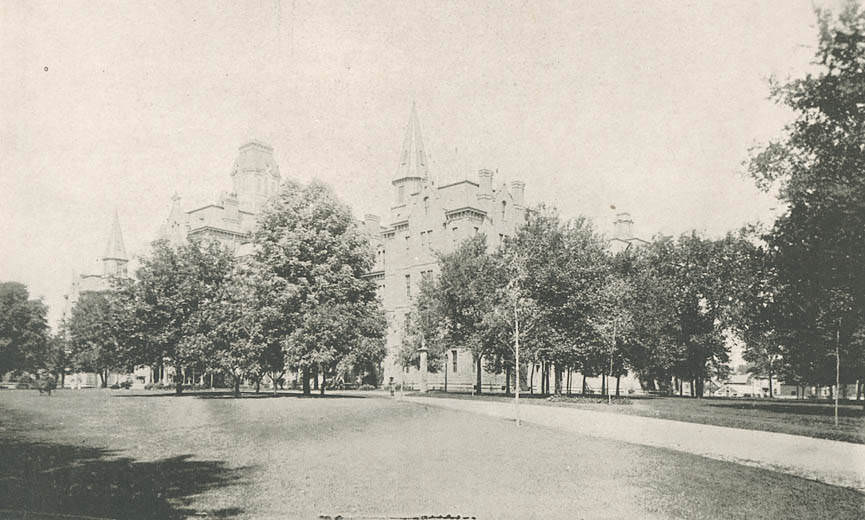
<box><xmin>103</xmin><ymin>211</ymin><xmax>127</xmax><ymax>261</ymax></box>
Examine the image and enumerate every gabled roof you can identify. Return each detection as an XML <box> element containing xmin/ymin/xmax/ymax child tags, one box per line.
<box><xmin>103</xmin><ymin>211</ymin><xmax>127</xmax><ymax>261</ymax></box>
<box><xmin>393</xmin><ymin>103</ymin><xmax>429</xmax><ymax>182</ymax></box>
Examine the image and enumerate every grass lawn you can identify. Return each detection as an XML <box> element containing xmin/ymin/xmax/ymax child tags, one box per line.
<box><xmin>0</xmin><ymin>389</ymin><xmax>862</xmax><ymax>519</ymax></box>
<box><xmin>418</xmin><ymin>390</ymin><xmax>865</xmax><ymax>444</ymax></box>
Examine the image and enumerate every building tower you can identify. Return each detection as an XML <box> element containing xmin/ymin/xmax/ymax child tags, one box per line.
<box><xmin>392</xmin><ymin>103</ymin><xmax>429</xmax><ymax>208</ymax></box>
<box><xmin>102</xmin><ymin>211</ymin><xmax>128</xmax><ymax>277</ymax></box>
<box><xmin>231</xmin><ymin>140</ymin><xmax>281</xmax><ymax>214</ymax></box>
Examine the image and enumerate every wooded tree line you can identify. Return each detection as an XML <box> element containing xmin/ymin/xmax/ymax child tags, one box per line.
<box><xmin>0</xmin><ymin>180</ymin><xmax>387</xmax><ymax>395</ymax></box>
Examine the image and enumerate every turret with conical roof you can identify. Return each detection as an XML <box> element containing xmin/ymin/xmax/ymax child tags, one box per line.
<box><xmin>392</xmin><ymin>103</ymin><xmax>430</xmax><ymax>207</ymax></box>
<box><xmin>102</xmin><ymin>211</ymin><xmax>128</xmax><ymax>277</ymax></box>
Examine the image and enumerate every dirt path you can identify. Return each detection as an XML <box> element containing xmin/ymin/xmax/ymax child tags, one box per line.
<box><xmin>403</xmin><ymin>395</ymin><xmax>865</xmax><ymax>492</ymax></box>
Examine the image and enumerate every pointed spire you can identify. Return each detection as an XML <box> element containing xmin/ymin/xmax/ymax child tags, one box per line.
<box><xmin>393</xmin><ymin>102</ymin><xmax>429</xmax><ymax>182</ymax></box>
<box><xmin>103</xmin><ymin>210</ymin><xmax>127</xmax><ymax>261</ymax></box>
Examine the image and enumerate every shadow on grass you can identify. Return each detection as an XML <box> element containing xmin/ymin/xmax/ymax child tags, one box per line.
<box><xmin>707</xmin><ymin>401</ymin><xmax>865</xmax><ymax>418</ymax></box>
<box><xmin>111</xmin><ymin>390</ymin><xmax>368</xmax><ymax>399</ymax></box>
<box><xmin>0</xmin><ymin>439</ymin><xmax>247</xmax><ymax>519</ymax></box>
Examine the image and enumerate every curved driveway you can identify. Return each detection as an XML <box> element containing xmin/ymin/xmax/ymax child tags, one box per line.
<box><xmin>403</xmin><ymin>395</ymin><xmax>865</xmax><ymax>492</ymax></box>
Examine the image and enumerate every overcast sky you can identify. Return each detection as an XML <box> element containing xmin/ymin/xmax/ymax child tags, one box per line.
<box><xmin>0</xmin><ymin>0</ymin><xmax>842</xmax><ymax>325</ymax></box>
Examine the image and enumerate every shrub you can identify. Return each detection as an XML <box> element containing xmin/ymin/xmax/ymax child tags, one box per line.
<box><xmin>110</xmin><ymin>383</ymin><xmax>120</xmax><ymax>390</ymax></box>
<box><xmin>120</xmin><ymin>380</ymin><xmax>132</xmax><ymax>389</ymax></box>
<box><xmin>358</xmin><ymin>384</ymin><xmax>377</xmax><ymax>391</ymax></box>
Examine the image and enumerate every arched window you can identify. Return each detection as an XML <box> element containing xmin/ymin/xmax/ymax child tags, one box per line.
<box><xmin>423</xmin><ymin>196</ymin><xmax>429</xmax><ymax>215</ymax></box>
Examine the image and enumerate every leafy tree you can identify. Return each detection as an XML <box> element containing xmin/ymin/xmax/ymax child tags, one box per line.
<box><xmin>198</xmin><ymin>266</ymin><xmax>267</xmax><ymax>396</ymax></box>
<box><xmin>400</xmin><ymin>273</ymin><xmax>447</xmax><ymax>372</ymax></box>
<box><xmin>0</xmin><ymin>281</ymin><xmax>49</xmax><ymax>376</ymax></box>
<box><xmin>747</xmin><ymin>2</ymin><xmax>865</xmax><ymax>399</ymax></box>
<box><xmin>253</xmin><ymin>180</ymin><xmax>385</xmax><ymax>395</ymax></box>
<box><xmin>433</xmin><ymin>234</ymin><xmax>500</xmax><ymax>393</ymax></box>
<box><xmin>626</xmin><ymin>234</ymin><xmax>734</xmax><ymax>396</ymax></box>
<box><xmin>505</xmin><ymin>206</ymin><xmax>609</xmax><ymax>395</ymax></box>
<box><xmin>127</xmin><ymin>239</ymin><xmax>234</xmax><ymax>394</ymax></box>
<box><xmin>66</xmin><ymin>292</ymin><xmax>126</xmax><ymax>387</ymax></box>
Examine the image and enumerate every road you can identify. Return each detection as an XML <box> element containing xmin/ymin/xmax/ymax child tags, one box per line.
<box><xmin>404</xmin><ymin>394</ymin><xmax>865</xmax><ymax>491</ymax></box>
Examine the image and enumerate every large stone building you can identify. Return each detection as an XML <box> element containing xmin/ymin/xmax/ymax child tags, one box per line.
<box><xmin>159</xmin><ymin>139</ymin><xmax>282</xmax><ymax>254</ymax></box>
<box><xmin>363</xmin><ymin>105</ymin><xmax>528</xmax><ymax>390</ymax></box>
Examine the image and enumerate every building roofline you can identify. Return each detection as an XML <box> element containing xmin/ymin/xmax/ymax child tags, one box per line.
<box><xmin>438</xmin><ymin>179</ymin><xmax>479</xmax><ymax>190</ymax></box>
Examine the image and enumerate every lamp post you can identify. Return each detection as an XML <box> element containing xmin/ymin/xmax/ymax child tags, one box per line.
<box><xmin>444</xmin><ymin>350</ymin><xmax>448</xmax><ymax>393</ymax></box>
<box><xmin>418</xmin><ymin>334</ymin><xmax>429</xmax><ymax>393</ymax></box>
<box><xmin>608</xmin><ymin>320</ymin><xmax>615</xmax><ymax>406</ymax></box>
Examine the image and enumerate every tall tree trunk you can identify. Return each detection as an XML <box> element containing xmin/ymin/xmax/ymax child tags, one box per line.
<box><xmin>616</xmin><ymin>375</ymin><xmax>621</xmax><ymax>397</ymax></box>
<box><xmin>582</xmin><ymin>373</ymin><xmax>587</xmax><ymax>395</ymax></box>
<box><xmin>505</xmin><ymin>365</ymin><xmax>511</xmax><ymax>395</ymax></box>
<box><xmin>768</xmin><ymin>369</ymin><xmax>774</xmax><ymax>399</ymax></box>
<box><xmin>690</xmin><ymin>379</ymin><xmax>695</xmax><ymax>397</ymax></box>
<box><xmin>302</xmin><ymin>366</ymin><xmax>311</xmax><ymax>395</ymax></box>
<box><xmin>529</xmin><ymin>364</ymin><xmax>534</xmax><ymax>395</ymax></box>
<box><xmin>255</xmin><ymin>378</ymin><xmax>260</xmax><ymax>393</ymax></box>
<box><xmin>566</xmin><ymin>369</ymin><xmax>571</xmax><ymax>396</ymax></box>
<box><xmin>174</xmin><ymin>364</ymin><xmax>183</xmax><ymax>395</ymax></box>
<box><xmin>271</xmin><ymin>372</ymin><xmax>280</xmax><ymax>396</ymax></box>
<box><xmin>313</xmin><ymin>366</ymin><xmax>319</xmax><ymax>390</ymax></box>
<box><xmin>233</xmin><ymin>376</ymin><xmax>241</xmax><ymax>397</ymax></box>
<box><xmin>601</xmin><ymin>373</ymin><xmax>606</xmax><ymax>396</ymax></box>
<box><xmin>541</xmin><ymin>363</ymin><xmax>547</xmax><ymax>395</ymax></box>
<box><xmin>320</xmin><ymin>365</ymin><xmax>326</xmax><ymax>396</ymax></box>
<box><xmin>475</xmin><ymin>356</ymin><xmax>483</xmax><ymax>394</ymax></box>
<box><xmin>554</xmin><ymin>365</ymin><xmax>562</xmax><ymax>395</ymax></box>
<box><xmin>545</xmin><ymin>362</ymin><xmax>551</xmax><ymax>396</ymax></box>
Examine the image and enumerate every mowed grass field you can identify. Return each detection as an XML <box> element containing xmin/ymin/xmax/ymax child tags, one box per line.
<box><xmin>0</xmin><ymin>389</ymin><xmax>863</xmax><ymax>519</ymax></box>
<box><xmin>421</xmin><ymin>391</ymin><xmax>865</xmax><ymax>444</ymax></box>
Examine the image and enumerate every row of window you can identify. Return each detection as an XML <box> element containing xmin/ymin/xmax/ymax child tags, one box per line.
<box><xmin>403</xmin><ymin>269</ymin><xmax>435</xmax><ymax>298</ymax></box>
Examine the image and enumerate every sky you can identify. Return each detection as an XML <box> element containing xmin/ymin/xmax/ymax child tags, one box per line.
<box><xmin>0</xmin><ymin>0</ymin><xmax>843</xmax><ymax>326</ymax></box>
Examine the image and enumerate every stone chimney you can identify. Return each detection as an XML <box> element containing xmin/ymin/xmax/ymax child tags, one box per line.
<box><xmin>478</xmin><ymin>169</ymin><xmax>494</xmax><ymax>200</ymax></box>
<box><xmin>510</xmin><ymin>180</ymin><xmax>525</xmax><ymax>207</ymax></box>
<box><xmin>614</xmin><ymin>212</ymin><xmax>634</xmax><ymax>239</ymax></box>
<box><xmin>222</xmin><ymin>191</ymin><xmax>239</xmax><ymax>222</ymax></box>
